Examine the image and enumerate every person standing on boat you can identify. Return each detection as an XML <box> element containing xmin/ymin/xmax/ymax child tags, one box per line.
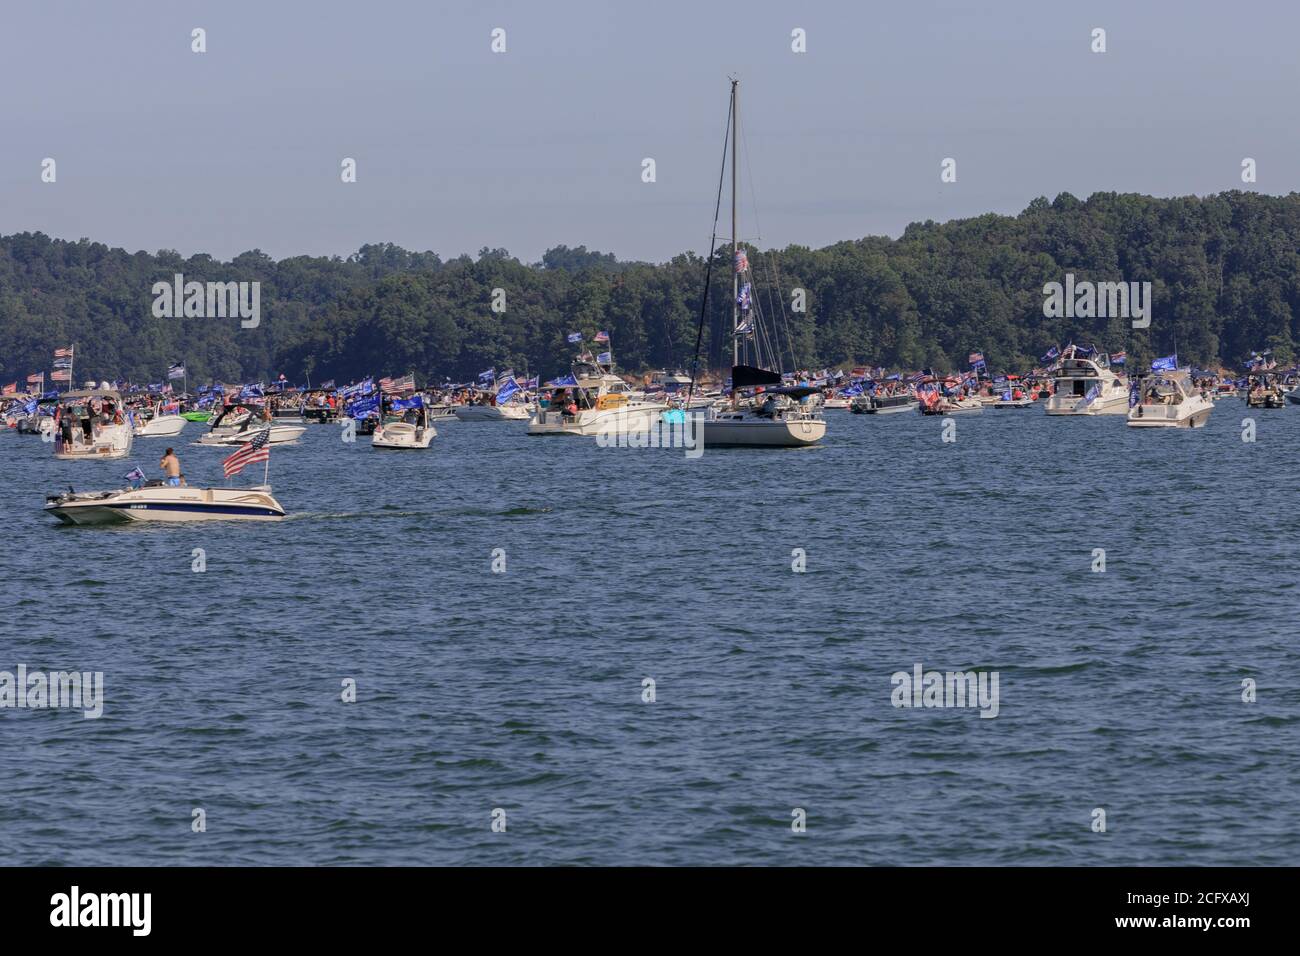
<box><xmin>160</xmin><ymin>448</ymin><xmax>182</xmax><ymax>487</ymax></box>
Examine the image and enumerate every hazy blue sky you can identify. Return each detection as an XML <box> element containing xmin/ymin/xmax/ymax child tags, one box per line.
<box><xmin>2</xmin><ymin>0</ymin><xmax>1296</xmax><ymax>263</ymax></box>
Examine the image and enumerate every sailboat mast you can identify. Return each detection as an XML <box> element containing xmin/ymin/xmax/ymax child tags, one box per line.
<box><xmin>731</xmin><ymin>79</ymin><xmax>739</xmax><ymax>369</ymax></box>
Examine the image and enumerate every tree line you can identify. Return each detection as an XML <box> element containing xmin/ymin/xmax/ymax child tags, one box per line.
<box><xmin>2</xmin><ymin>190</ymin><xmax>1297</xmax><ymax>388</ymax></box>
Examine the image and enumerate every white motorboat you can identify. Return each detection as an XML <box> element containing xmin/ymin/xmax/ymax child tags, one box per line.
<box><xmin>454</xmin><ymin>402</ymin><xmax>530</xmax><ymax>422</ymax></box>
<box><xmin>1044</xmin><ymin>346</ymin><xmax>1130</xmax><ymax>415</ymax></box>
<box><xmin>1244</xmin><ymin>372</ymin><xmax>1286</xmax><ymax>409</ymax></box>
<box><xmin>823</xmin><ymin>394</ymin><xmax>851</xmax><ymax>411</ymax></box>
<box><xmin>1126</xmin><ymin>370</ymin><xmax>1213</xmax><ymax>428</ymax></box>
<box><xmin>919</xmin><ymin>392</ymin><xmax>983</xmax><ymax>415</ymax></box>
<box><xmin>529</xmin><ymin>360</ymin><xmax>668</xmax><ymax>436</ymax></box>
<box><xmin>197</xmin><ymin>404</ymin><xmax>305</xmax><ymax>445</ymax></box>
<box><xmin>45</xmin><ymin>482</ymin><xmax>285</xmax><ymax>524</ymax></box>
<box><xmin>132</xmin><ymin>401</ymin><xmax>187</xmax><ymax>437</ymax></box>
<box><xmin>373</xmin><ymin>403</ymin><xmax>436</xmax><ymax>448</ymax></box>
<box><xmin>53</xmin><ymin>389</ymin><xmax>134</xmax><ymax>460</ymax></box>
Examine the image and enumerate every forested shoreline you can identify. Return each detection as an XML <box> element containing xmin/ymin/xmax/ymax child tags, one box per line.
<box><xmin>3</xmin><ymin>189</ymin><xmax>1298</xmax><ymax>386</ymax></box>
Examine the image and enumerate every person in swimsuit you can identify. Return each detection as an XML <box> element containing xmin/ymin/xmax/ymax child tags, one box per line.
<box><xmin>160</xmin><ymin>448</ymin><xmax>182</xmax><ymax>487</ymax></box>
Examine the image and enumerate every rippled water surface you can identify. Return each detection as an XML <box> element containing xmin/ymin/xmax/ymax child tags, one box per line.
<box><xmin>2</xmin><ymin>404</ymin><xmax>1297</xmax><ymax>865</ymax></box>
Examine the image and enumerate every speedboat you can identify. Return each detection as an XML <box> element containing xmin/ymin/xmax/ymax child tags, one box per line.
<box><xmin>197</xmin><ymin>404</ymin><xmax>306</xmax><ymax>444</ymax></box>
<box><xmin>373</xmin><ymin>405</ymin><xmax>436</xmax><ymax>449</ymax></box>
<box><xmin>454</xmin><ymin>402</ymin><xmax>530</xmax><ymax>421</ymax></box>
<box><xmin>133</xmin><ymin>401</ymin><xmax>187</xmax><ymax>437</ymax></box>
<box><xmin>53</xmin><ymin>389</ymin><xmax>134</xmax><ymax>460</ymax></box>
<box><xmin>529</xmin><ymin>360</ymin><xmax>668</xmax><ymax>436</ymax></box>
<box><xmin>919</xmin><ymin>392</ymin><xmax>983</xmax><ymax>415</ymax></box>
<box><xmin>823</xmin><ymin>393</ymin><xmax>851</xmax><ymax>411</ymax></box>
<box><xmin>1126</xmin><ymin>371</ymin><xmax>1213</xmax><ymax>428</ymax></box>
<box><xmin>45</xmin><ymin>482</ymin><xmax>285</xmax><ymax>524</ymax></box>
<box><xmin>991</xmin><ymin>393</ymin><xmax>1034</xmax><ymax>409</ymax></box>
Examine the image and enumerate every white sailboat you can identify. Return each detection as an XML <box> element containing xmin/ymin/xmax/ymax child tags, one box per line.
<box><xmin>692</xmin><ymin>79</ymin><xmax>826</xmax><ymax>449</ymax></box>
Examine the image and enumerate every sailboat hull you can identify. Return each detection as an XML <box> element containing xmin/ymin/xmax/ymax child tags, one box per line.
<box><xmin>701</xmin><ymin>417</ymin><xmax>826</xmax><ymax>447</ymax></box>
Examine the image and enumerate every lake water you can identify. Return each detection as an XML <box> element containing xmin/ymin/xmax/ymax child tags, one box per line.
<box><xmin>1</xmin><ymin>403</ymin><xmax>1296</xmax><ymax>865</ymax></box>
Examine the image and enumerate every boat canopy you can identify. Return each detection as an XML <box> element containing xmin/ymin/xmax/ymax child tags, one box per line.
<box><xmin>731</xmin><ymin>365</ymin><xmax>782</xmax><ymax>389</ymax></box>
<box><xmin>58</xmin><ymin>388</ymin><xmax>123</xmax><ymax>402</ymax></box>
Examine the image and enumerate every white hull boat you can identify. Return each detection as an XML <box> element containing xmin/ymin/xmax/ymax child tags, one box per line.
<box><xmin>1045</xmin><ymin>347</ymin><xmax>1130</xmax><ymax>416</ymax></box>
<box><xmin>372</xmin><ymin>420</ymin><xmax>436</xmax><ymax>449</ymax></box>
<box><xmin>53</xmin><ymin>388</ymin><xmax>134</xmax><ymax>460</ymax></box>
<box><xmin>700</xmin><ymin>411</ymin><xmax>826</xmax><ymax>447</ymax></box>
<box><xmin>1127</xmin><ymin>371</ymin><xmax>1214</xmax><ymax>428</ymax></box>
<box><xmin>198</xmin><ymin>424</ymin><xmax>306</xmax><ymax>445</ymax></box>
<box><xmin>134</xmin><ymin>414</ymin><xmax>187</xmax><ymax>437</ymax></box>
<box><xmin>529</xmin><ymin>401</ymin><xmax>667</xmax><ymax>436</ymax></box>
<box><xmin>454</xmin><ymin>403</ymin><xmax>530</xmax><ymax>422</ymax></box>
<box><xmin>45</xmin><ymin>484</ymin><xmax>285</xmax><ymax>524</ymax></box>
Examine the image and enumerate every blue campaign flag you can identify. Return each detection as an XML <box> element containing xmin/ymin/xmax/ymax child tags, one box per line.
<box><xmin>389</xmin><ymin>395</ymin><xmax>423</xmax><ymax>411</ymax></box>
<box><xmin>567</xmin><ymin>332</ymin><xmax>582</xmax><ymax>343</ymax></box>
<box><xmin>546</xmin><ymin>374</ymin><xmax>578</xmax><ymax>387</ymax></box>
<box><xmin>1129</xmin><ymin>380</ymin><xmax>1140</xmax><ymax>408</ymax></box>
<box><xmin>124</xmin><ymin>467</ymin><xmax>146</xmax><ymax>485</ymax></box>
<box><xmin>596</xmin><ymin>351</ymin><xmax>611</xmax><ymax>365</ymax></box>
<box><xmin>1042</xmin><ymin>346</ymin><xmax>1060</xmax><ymax>361</ymax></box>
<box><xmin>478</xmin><ymin>368</ymin><xmax>495</xmax><ymax>382</ymax></box>
<box><xmin>1151</xmin><ymin>355</ymin><xmax>1178</xmax><ymax>372</ymax></box>
<box><xmin>348</xmin><ymin>394</ymin><xmax>379</xmax><ymax>418</ymax></box>
<box><xmin>495</xmin><ymin>378</ymin><xmax>521</xmax><ymax>403</ymax></box>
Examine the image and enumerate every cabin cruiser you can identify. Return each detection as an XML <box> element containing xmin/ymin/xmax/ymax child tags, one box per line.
<box><xmin>1045</xmin><ymin>348</ymin><xmax>1130</xmax><ymax>415</ymax></box>
<box><xmin>45</xmin><ymin>481</ymin><xmax>285</xmax><ymax>524</ymax></box>
<box><xmin>823</xmin><ymin>392</ymin><xmax>851</xmax><ymax>411</ymax></box>
<box><xmin>53</xmin><ymin>389</ymin><xmax>134</xmax><ymax>460</ymax></box>
<box><xmin>529</xmin><ymin>359</ymin><xmax>669</xmax><ymax>436</ymax></box>
<box><xmin>197</xmin><ymin>404</ymin><xmax>307</xmax><ymax>445</ymax></box>
<box><xmin>373</xmin><ymin>402</ymin><xmax>436</xmax><ymax>449</ymax></box>
<box><xmin>850</xmin><ymin>391</ymin><xmax>918</xmax><ymax>414</ymax></box>
<box><xmin>1126</xmin><ymin>371</ymin><xmax>1213</xmax><ymax>428</ymax></box>
<box><xmin>132</xmin><ymin>400</ymin><xmax>187</xmax><ymax>437</ymax></box>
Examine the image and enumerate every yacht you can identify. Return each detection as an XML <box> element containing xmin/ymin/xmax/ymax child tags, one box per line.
<box><xmin>1126</xmin><ymin>371</ymin><xmax>1213</xmax><ymax>428</ymax></box>
<box><xmin>373</xmin><ymin>403</ymin><xmax>436</xmax><ymax>449</ymax></box>
<box><xmin>53</xmin><ymin>389</ymin><xmax>134</xmax><ymax>460</ymax></box>
<box><xmin>45</xmin><ymin>482</ymin><xmax>285</xmax><ymax>524</ymax></box>
<box><xmin>132</xmin><ymin>400</ymin><xmax>187</xmax><ymax>437</ymax></box>
<box><xmin>529</xmin><ymin>359</ymin><xmax>668</xmax><ymax>436</ymax></box>
<box><xmin>1044</xmin><ymin>347</ymin><xmax>1129</xmax><ymax>415</ymax></box>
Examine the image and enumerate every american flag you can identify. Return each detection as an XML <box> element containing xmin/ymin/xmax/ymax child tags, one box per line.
<box><xmin>54</xmin><ymin>346</ymin><xmax>74</xmax><ymax>358</ymax></box>
<box><xmin>379</xmin><ymin>374</ymin><xmax>415</xmax><ymax>396</ymax></box>
<box><xmin>50</xmin><ymin>369</ymin><xmax>71</xmax><ymax>381</ymax></box>
<box><xmin>27</xmin><ymin>371</ymin><xmax>44</xmax><ymax>384</ymax></box>
<box><xmin>594</xmin><ymin>330</ymin><xmax>610</xmax><ymax>343</ymax></box>
<box><xmin>222</xmin><ymin>428</ymin><xmax>271</xmax><ymax>477</ymax></box>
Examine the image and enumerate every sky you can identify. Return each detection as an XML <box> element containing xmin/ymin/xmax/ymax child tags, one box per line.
<box><xmin>1</xmin><ymin>0</ymin><xmax>1297</xmax><ymax>264</ymax></box>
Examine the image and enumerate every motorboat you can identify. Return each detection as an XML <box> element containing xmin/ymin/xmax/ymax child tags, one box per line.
<box><xmin>991</xmin><ymin>393</ymin><xmax>1034</xmax><ymax>409</ymax></box>
<box><xmin>918</xmin><ymin>392</ymin><xmax>983</xmax><ymax>415</ymax></box>
<box><xmin>1244</xmin><ymin>372</ymin><xmax>1286</xmax><ymax>409</ymax></box>
<box><xmin>850</xmin><ymin>391</ymin><xmax>918</xmax><ymax>414</ymax></box>
<box><xmin>53</xmin><ymin>389</ymin><xmax>134</xmax><ymax>460</ymax></box>
<box><xmin>373</xmin><ymin>402</ymin><xmax>436</xmax><ymax>449</ymax></box>
<box><xmin>529</xmin><ymin>359</ymin><xmax>669</xmax><ymax>437</ymax></box>
<box><xmin>823</xmin><ymin>392</ymin><xmax>852</xmax><ymax>411</ymax></box>
<box><xmin>454</xmin><ymin>401</ymin><xmax>530</xmax><ymax>422</ymax></box>
<box><xmin>1126</xmin><ymin>371</ymin><xmax>1213</xmax><ymax>428</ymax></box>
<box><xmin>132</xmin><ymin>401</ymin><xmax>187</xmax><ymax>437</ymax></box>
<box><xmin>1044</xmin><ymin>347</ymin><xmax>1132</xmax><ymax>415</ymax></box>
<box><xmin>197</xmin><ymin>404</ymin><xmax>306</xmax><ymax>445</ymax></box>
<box><xmin>45</xmin><ymin>481</ymin><xmax>285</xmax><ymax>524</ymax></box>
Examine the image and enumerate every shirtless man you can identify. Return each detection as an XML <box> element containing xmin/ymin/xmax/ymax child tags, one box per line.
<box><xmin>160</xmin><ymin>448</ymin><xmax>182</xmax><ymax>487</ymax></box>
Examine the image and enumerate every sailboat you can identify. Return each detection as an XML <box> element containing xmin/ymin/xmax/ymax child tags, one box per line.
<box><xmin>690</xmin><ymin>79</ymin><xmax>826</xmax><ymax>449</ymax></box>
